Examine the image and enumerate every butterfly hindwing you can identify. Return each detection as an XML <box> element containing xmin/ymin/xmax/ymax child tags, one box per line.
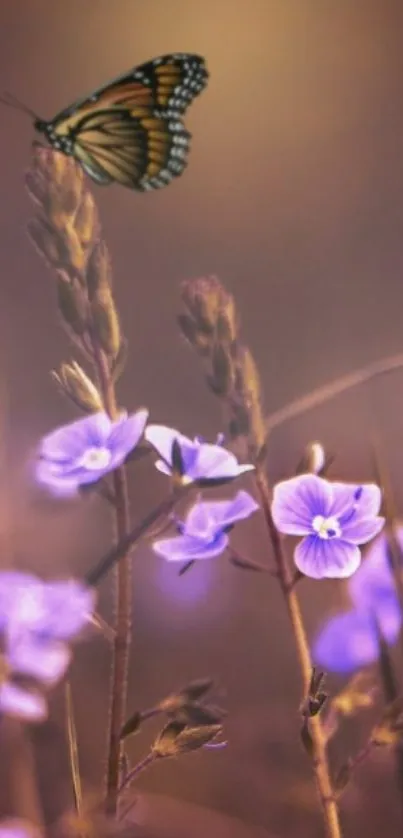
<box><xmin>40</xmin><ymin>53</ymin><xmax>208</xmax><ymax>190</ymax></box>
<box><xmin>71</xmin><ymin>108</ymin><xmax>191</xmax><ymax>190</ymax></box>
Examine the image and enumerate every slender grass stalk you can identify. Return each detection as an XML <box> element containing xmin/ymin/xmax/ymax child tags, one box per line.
<box><xmin>88</xmin><ymin>341</ymin><xmax>132</xmax><ymax>816</ymax></box>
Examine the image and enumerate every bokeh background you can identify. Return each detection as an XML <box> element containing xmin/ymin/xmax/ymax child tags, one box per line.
<box><xmin>1</xmin><ymin>1</ymin><xmax>403</xmax><ymax>836</ymax></box>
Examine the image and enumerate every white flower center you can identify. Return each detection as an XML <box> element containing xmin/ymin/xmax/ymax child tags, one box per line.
<box><xmin>79</xmin><ymin>446</ymin><xmax>112</xmax><ymax>471</ymax></box>
<box><xmin>312</xmin><ymin>515</ymin><xmax>341</xmax><ymax>540</ymax></box>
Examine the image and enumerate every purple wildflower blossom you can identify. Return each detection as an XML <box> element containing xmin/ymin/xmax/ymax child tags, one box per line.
<box><xmin>153</xmin><ymin>490</ymin><xmax>259</xmax><ymax>562</ymax></box>
<box><xmin>35</xmin><ymin>409</ymin><xmax>148</xmax><ymax>497</ymax></box>
<box><xmin>312</xmin><ymin>611</ymin><xmax>385</xmax><ymax>673</ymax></box>
<box><xmin>312</xmin><ymin>528</ymin><xmax>402</xmax><ymax>673</ymax></box>
<box><xmin>145</xmin><ymin>425</ymin><xmax>254</xmax><ymax>485</ymax></box>
<box><xmin>0</xmin><ymin>820</ymin><xmax>42</xmax><ymax>838</ymax></box>
<box><xmin>0</xmin><ymin>572</ymin><xmax>95</xmax><ymax>721</ymax></box>
<box><xmin>271</xmin><ymin>474</ymin><xmax>384</xmax><ymax>579</ymax></box>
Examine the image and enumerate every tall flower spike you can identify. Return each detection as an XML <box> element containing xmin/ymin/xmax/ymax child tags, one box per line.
<box><xmin>145</xmin><ymin>425</ymin><xmax>254</xmax><ymax>486</ymax></box>
<box><xmin>35</xmin><ymin>409</ymin><xmax>148</xmax><ymax>497</ymax></box>
<box><xmin>153</xmin><ymin>490</ymin><xmax>259</xmax><ymax>562</ymax></box>
<box><xmin>271</xmin><ymin>473</ymin><xmax>385</xmax><ymax>579</ymax></box>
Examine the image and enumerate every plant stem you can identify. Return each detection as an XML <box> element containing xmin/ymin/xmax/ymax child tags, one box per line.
<box><xmin>254</xmin><ymin>466</ymin><xmax>342</xmax><ymax>838</ymax></box>
<box><xmin>1</xmin><ymin>718</ymin><xmax>44</xmax><ymax>834</ymax></box>
<box><xmin>265</xmin><ymin>351</ymin><xmax>403</xmax><ymax>433</ymax></box>
<box><xmin>117</xmin><ymin>752</ymin><xmax>156</xmax><ymax>795</ymax></box>
<box><xmin>90</xmin><ymin>343</ymin><xmax>131</xmax><ymax>816</ymax></box>
<box><xmin>86</xmin><ymin>487</ymin><xmax>189</xmax><ymax>587</ymax></box>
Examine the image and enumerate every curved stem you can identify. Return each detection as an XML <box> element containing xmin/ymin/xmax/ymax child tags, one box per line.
<box><xmin>254</xmin><ymin>467</ymin><xmax>342</xmax><ymax>838</ymax></box>
<box><xmin>265</xmin><ymin>351</ymin><xmax>403</xmax><ymax>433</ymax></box>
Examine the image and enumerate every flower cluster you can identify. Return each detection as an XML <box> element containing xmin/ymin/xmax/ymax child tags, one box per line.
<box><xmin>312</xmin><ymin>528</ymin><xmax>402</xmax><ymax>672</ymax></box>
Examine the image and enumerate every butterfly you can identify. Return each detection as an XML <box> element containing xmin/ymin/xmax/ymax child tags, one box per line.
<box><xmin>2</xmin><ymin>53</ymin><xmax>209</xmax><ymax>191</ymax></box>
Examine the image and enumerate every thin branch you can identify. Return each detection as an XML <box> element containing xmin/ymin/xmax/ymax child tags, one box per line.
<box><xmin>265</xmin><ymin>352</ymin><xmax>403</xmax><ymax>433</ymax></box>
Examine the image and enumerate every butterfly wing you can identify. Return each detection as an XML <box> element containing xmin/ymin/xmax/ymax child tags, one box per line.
<box><xmin>71</xmin><ymin>108</ymin><xmax>191</xmax><ymax>190</ymax></box>
<box><xmin>47</xmin><ymin>53</ymin><xmax>208</xmax><ymax>190</ymax></box>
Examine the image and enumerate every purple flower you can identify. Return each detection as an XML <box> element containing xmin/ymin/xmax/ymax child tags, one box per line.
<box><xmin>0</xmin><ymin>572</ymin><xmax>95</xmax><ymax>720</ymax></box>
<box><xmin>153</xmin><ymin>490</ymin><xmax>259</xmax><ymax>562</ymax></box>
<box><xmin>0</xmin><ymin>682</ymin><xmax>47</xmax><ymax>722</ymax></box>
<box><xmin>0</xmin><ymin>820</ymin><xmax>42</xmax><ymax>838</ymax></box>
<box><xmin>312</xmin><ymin>611</ymin><xmax>386</xmax><ymax>673</ymax></box>
<box><xmin>271</xmin><ymin>474</ymin><xmax>384</xmax><ymax>579</ymax></box>
<box><xmin>145</xmin><ymin>425</ymin><xmax>254</xmax><ymax>485</ymax></box>
<box><xmin>35</xmin><ymin>409</ymin><xmax>148</xmax><ymax>497</ymax></box>
<box><xmin>312</xmin><ymin>529</ymin><xmax>402</xmax><ymax>673</ymax></box>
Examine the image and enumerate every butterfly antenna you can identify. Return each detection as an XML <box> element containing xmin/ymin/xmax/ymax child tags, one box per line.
<box><xmin>0</xmin><ymin>91</ymin><xmax>38</xmax><ymax>119</ymax></box>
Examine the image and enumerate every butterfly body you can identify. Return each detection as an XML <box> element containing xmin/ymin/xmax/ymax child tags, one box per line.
<box><xmin>33</xmin><ymin>53</ymin><xmax>208</xmax><ymax>191</ymax></box>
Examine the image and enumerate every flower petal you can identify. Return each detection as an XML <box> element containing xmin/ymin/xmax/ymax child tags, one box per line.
<box><xmin>312</xmin><ymin>611</ymin><xmax>380</xmax><ymax>673</ymax></box>
<box><xmin>34</xmin><ymin>460</ymin><xmax>80</xmax><ymax>498</ymax></box>
<box><xmin>294</xmin><ymin>535</ymin><xmax>361</xmax><ymax>579</ymax></box>
<box><xmin>145</xmin><ymin>425</ymin><xmax>188</xmax><ymax>465</ymax></box>
<box><xmin>39</xmin><ymin>412</ymin><xmax>112</xmax><ymax>462</ymax></box>
<box><xmin>0</xmin><ymin>572</ymin><xmax>41</xmax><ymax>629</ymax></box>
<box><xmin>271</xmin><ymin>474</ymin><xmax>333</xmax><ymax>536</ymax></box>
<box><xmin>341</xmin><ymin>515</ymin><xmax>385</xmax><ymax>545</ymax></box>
<box><xmin>191</xmin><ymin>445</ymin><xmax>252</xmax><ymax>480</ymax></box>
<box><xmin>36</xmin><ymin>580</ymin><xmax>96</xmax><ymax>639</ymax></box>
<box><xmin>186</xmin><ymin>491</ymin><xmax>259</xmax><ymax>534</ymax></box>
<box><xmin>331</xmin><ymin>483</ymin><xmax>382</xmax><ymax>520</ymax></box>
<box><xmin>0</xmin><ymin>682</ymin><xmax>47</xmax><ymax>721</ymax></box>
<box><xmin>107</xmin><ymin>409</ymin><xmax>149</xmax><ymax>459</ymax></box>
<box><xmin>7</xmin><ymin>634</ymin><xmax>71</xmax><ymax>684</ymax></box>
<box><xmin>0</xmin><ymin>818</ymin><xmax>42</xmax><ymax>838</ymax></box>
<box><xmin>153</xmin><ymin>532</ymin><xmax>228</xmax><ymax>562</ymax></box>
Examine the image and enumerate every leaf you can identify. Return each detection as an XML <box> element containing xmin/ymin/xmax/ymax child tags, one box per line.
<box><xmin>152</xmin><ymin>721</ymin><xmax>223</xmax><ymax>758</ymax></box>
<box><xmin>119</xmin><ymin>711</ymin><xmax>143</xmax><ymax>741</ymax></box>
<box><xmin>179</xmin><ymin>678</ymin><xmax>214</xmax><ymax>701</ymax></box>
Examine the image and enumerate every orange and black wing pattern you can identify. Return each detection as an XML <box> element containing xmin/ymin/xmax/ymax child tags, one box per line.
<box><xmin>40</xmin><ymin>53</ymin><xmax>208</xmax><ymax>191</ymax></box>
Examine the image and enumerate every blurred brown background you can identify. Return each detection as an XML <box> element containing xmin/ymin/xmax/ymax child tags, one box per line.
<box><xmin>1</xmin><ymin>1</ymin><xmax>403</xmax><ymax>836</ymax></box>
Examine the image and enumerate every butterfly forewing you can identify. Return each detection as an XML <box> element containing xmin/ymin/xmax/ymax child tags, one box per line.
<box><xmin>42</xmin><ymin>53</ymin><xmax>208</xmax><ymax>191</ymax></box>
